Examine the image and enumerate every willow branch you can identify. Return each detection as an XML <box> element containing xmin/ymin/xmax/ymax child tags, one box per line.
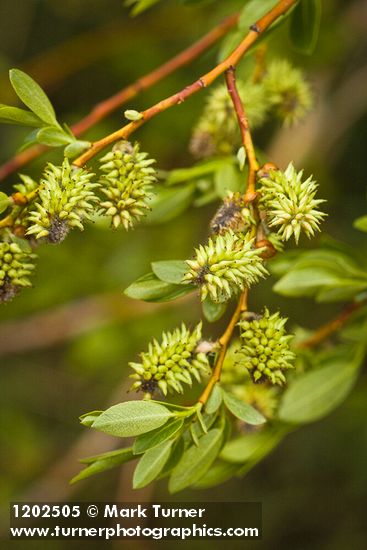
<box><xmin>198</xmin><ymin>290</ymin><xmax>248</xmax><ymax>405</ymax></box>
<box><xmin>0</xmin><ymin>13</ymin><xmax>238</xmax><ymax>182</ymax></box>
<box><xmin>225</xmin><ymin>66</ymin><xmax>259</xmax><ymax>198</ymax></box>
<box><xmin>73</xmin><ymin>0</ymin><xmax>297</xmax><ymax>167</ymax></box>
<box><xmin>297</xmin><ymin>301</ymin><xmax>364</xmax><ymax>349</ymax></box>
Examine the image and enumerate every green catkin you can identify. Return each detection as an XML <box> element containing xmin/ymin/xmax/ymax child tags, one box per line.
<box><xmin>190</xmin><ymin>81</ymin><xmax>269</xmax><ymax>158</ymax></box>
<box><xmin>263</xmin><ymin>59</ymin><xmax>313</xmax><ymax>126</ymax></box>
<box><xmin>98</xmin><ymin>141</ymin><xmax>156</xmax><ymax>229</ymax></box>
<box><xmin>0</xmin><ymin>240</ymin><xmax>36</xmax><ymax>302</ymax></box>
<box><xmin>259</xmin><ymin>162</ymin><xmax>326</xmax><ymax>244</ymax></box>
<box><xmin>27</xmin><ymin>159</ymin><xmax>99</xmax><ymax>243</ymax></box>
<box><xmin>129</xmin><ymin>323</ymin><xmax>210</xmax><ymax>396</ymax></box>
<box><xmin>238</xmin><ymin>308</ymin><xmax>295</xmax><ymax>385</ymax></box>
<box><xmin>183</xmin><ymin>230</ymin><xmax>268</xmax><ymax>303</ymax></box>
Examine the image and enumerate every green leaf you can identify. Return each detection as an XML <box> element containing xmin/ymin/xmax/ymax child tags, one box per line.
<box><xmin>354</xmin><ymin>215</ymin><xmax>367</xmax><ymax>233</ymax></box>
<box><xmin>214</xmin><ymin>164</ymin><xmax>243</xmax><ymax>198</ymax></box>
<box><xmin>205</xmin><ymin>384</ymin><xmax>223</xmax><ymax>415</ymax></box>
<box><xmin>133</xmin><ymin>439</ymin><xmax>173</xmax><ymax>488</ymax></box>
<box><xmin>151</xmin><ymin>260</ymin><xmax>188</xmax><ymax>285</ymax></box>
<box><xmin>289</xmin><ymin>0</ymin><xmax>322</xmax><ymax>55</ymax></box>
<box><xmin>124</xmin><ymin>272</ymin><xmax>195</xmax><ymax>302</ymax></box>
<box><xmin>0</xmin><ymin>192</ymin><xmax>11</xmax><ymax>215</ymax></box>
<box><xmin>9</xmin><ymin>69</ymin><xmax>58</xmax><ymax>126</ymax></box>
<box><xmin>158</xmin><ymin>438</ymin><xmax>185</xmax><ymax>478</ymax></box>
<box><xmin>239</xmin><ymin>0</ymin><xmax>278</xmax><ymax>31</ymax></box>
<box><xmin>0</xmin><ymin>104</ymin><xmax>43</xmax><ymax>127</ymax></box>
<box><xmin>133</xmin><ymin>418</ymin><xmax>184</xmax><ymax>454</ymax></box>
<box><xmin>126</xmin><ymin>0</ymin><xmax>162</xmax><ymax>16</ymax></box>
<box><xmin>70</xmin><ymin>448</ymin><xmax>135</xmax><ymax>484</ymax></box>
<box><xmin>273</xmin><ymin>249</ymin><xmax>367</xmax><ymax>302</ymax></box>
<box><xmin>278</xmin><ymin>350</ymin><xmax>363</xmax><ymax>424</ymax></box>
<box><xmin>64</xmin><ymin>140</ymin><xmax>91</xmax><ymax>158</ymax></box>
<box><xmin>169</xmin><ymin>428</ymin><xmax>223</xmax><ymax>493</ymax></box>
<box><xmin>220</xmin><ymin>427</ymin><xmax>286</xmax><ymax>464</ymax></box>
<box><xmin>166</xmin><ymin>158</ymin><xmax>233</xmax><ymax>186</ymax></box>
<box><xmin>202</xmin><ymin>297</ymin><xmax>227</xmax><ymax>322</ymax></box>
<box><xmin>79</xmin><ymin>410</ymin><xmax>103</xmax><ymax>427</ymax></box>
<box><xmin>223</xmin><ymin>391</ymin><xmax>266</xmax><ymax>426</ymax></box>
<box><xmin>194</xmin><ymin>461</ymin><xmax>241</xmax><ymax>489</ymax></box>
<box><xmin>145</xmin><ymin>184</ymin><xmax>195</xmax><ymax>223</ymax></box>
<box><xmin>36</xmin><ymin>126</ymin><xmax>73</xmax><ymax>147</ymax></box>
<box><xmin>92</xmin><ymin>401</ymin><xmax>174</xmax><ymax>437</ymax></box>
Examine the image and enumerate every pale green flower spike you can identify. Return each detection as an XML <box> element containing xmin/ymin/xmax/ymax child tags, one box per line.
<box><xmin>259</xmin><ymin>162</ymin><xmax>326</xmax><ymax>244</ymax></box>
<box><xmin>238</xmin><ymin>308</ymin><xmax>295</xmax><ymax>386</ymax></box>
<box><xmin>0</xmin><ymin>241</ymin><xmax>36</xmax><ymax>302</ymax></box>
<box><xmin>129</xmin><ymin>322</ymin><xmax>210</xmax><ymax>396</ymax></box>
<box><xmin>190</xmin><ymin>80</ymin><xmax>268</xmax><ymax>158</ymax></box>
<box><xmin>99</xmin><ymin>140</ymin><xmax>156</xmax><ymax>230</ymax></box>
<box><xmin>183</xmin><ymin>230</ymin><xmax>268</xmax><ymax>303</ymax></box>
<box><xmin>263</xmin><ymin>59</ymin><xmax>313</xmax><ymax>126</ymax></box>
<box><xmin>27</xmin><ymin>159</ymin><xmax>99</xmax><ymax>243</ymax></box>
<box><xmin>11</xmin><ymin>174</ymin><xmax>39</xmax><ymax>230</ymax></box>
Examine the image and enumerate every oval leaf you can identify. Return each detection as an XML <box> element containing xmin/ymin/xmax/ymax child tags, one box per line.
<box><xmin>92</xmin><ymin>401</ymin><xmax>173</xmax><ymax>437</ymax></box>
<box><xmin>214</xmin><ymin>164</ymin><xmax>243</xmax><ymax>198</ymax></box>
<box><xmin>221</xmin><ymin>428</ymin><xmax>285</xmax><ymax>464</ymax></box>
<box><xmin>133</xmin><ymin>439</ymin><xmax>173</xmax><ymax>489</ymax></box>
<box><xmin>145</xmin><ymin>184</ymin><xmax>195</xmax><ymax>224</ymax></box>
<box><xmin>133</xmin><ymin>418</ymin><xmax>184</xmax><ymax>454</ymax></box>
<box><xmin>202</xmin><ymin>297</ymin><xmax>227</xmax><ymax>322</ymax></box>
<box><xmin>205</xmin><ymin>384</ymin><xmax>223</xmax><ymax>415</ymax></box>
<box><xmin>124</xmin><ymin>272</ymin><xmax>194</xmax><ymax>302</ymax></box>
<box><xmin>0</xmin><ymin>104</ymin><xmax>43</xmax><ymax>127</ymax></box>
<box><xmin>278</xmin><ymin>359</ymin><xmax>360</xmax><ymax>424</ymax></box>
<box><xmin>194</xmin><ymin>461</ymin><xmax>241</xmax><ymax>489</ymax></box>
<box><xmin>64</xmin><ymin>140</ymin><xmax>91</xmax><ymax>158</ymax></box>
<box><xmin>151</xmin><ymin>260</ymin><xmax>188</xmax><ymax>284</ymax></box>
<box><xmin>9</xmin><ymin>69</ymin><xmax>58</xmax><ymax>126</ymax></box>
<box><xmin>0</xmin><ymin>192</ymin><xmax>11</xmax><ymax>215</ymax></box>
<box><xmin>168</xmin><ymin>428</ymin><xmax>223</xmax><ymax>493</ymax></box>
<box><xmin>79</xmin><ymin>410</ymin><xmax>103</xmax><ymax>427</ymax></box>
<box><xmin>223</xmin><ymin>391</ymin><xmax>266</xmax><ymax>426</ymax></box>
<box><xmin>37</xmin><ymin>126</ymin><xmax>73</xmax><ymax>147</ymax></box>
<box><xmin>70</xmin><ymin>448</ymin><xmax>135</xmax><ymax>484</ymax></box>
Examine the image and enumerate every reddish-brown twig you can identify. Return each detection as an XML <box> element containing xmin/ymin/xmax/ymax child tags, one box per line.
<box><xmin>73</xmin><ymin>0</ymin><xmax>297</xmax><ymax>167</ymax></box>
<box><xmin>225</xmin><ymin>66</ymin><xmax>259</xmax><ymax>198</ymax></box>
<box><xmin>198</xmin><ymin>290</ymin><xmax>248</xmax><ymax>405</ymax></box>
<box><xmin>297</xmin><ymin>301</ymin><xmax>364</xmax><ymax>349</ymax></box>
<box><xmin>0</xmin><ymin>13</ymin><xmax>238</xmax><ymax>182</ymax></box>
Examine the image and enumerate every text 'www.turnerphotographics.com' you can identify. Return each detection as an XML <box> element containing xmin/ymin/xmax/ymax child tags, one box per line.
<box><xmin>10</xmin><ymin>502</ymin><xmax>262</xmax><ymax>540</ymax></box>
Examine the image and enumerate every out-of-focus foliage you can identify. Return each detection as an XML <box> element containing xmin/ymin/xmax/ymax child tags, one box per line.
<box><xmin>1</xmin><ymin>0</ymin><xmax>367</xmax><ymax>548</ymax></box>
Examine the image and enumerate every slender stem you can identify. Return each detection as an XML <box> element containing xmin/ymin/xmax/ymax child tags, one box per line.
<box><xmin>297</xmin><ymin>301</ymin><xmax>364</xmax><ymax>349</ymax></box>
<box><xmin>196</xmin><ymin>0</ymin><xmax>297</xmax><ymax>406</ymax></box>
<box><xmin>0</xmin><ymin>13</ymin><xmax>239</xmax><ymax>182</ymax></box>
<box><xmin>73</xmin><ymin>0</ymin><xmax>297</xmax><ymax>167</ymax></box>
<box><xmin>225</xmin><ymin>66</ymin><xmax>259</xmax><ymax>197</ymax></box>
<box><xmin>198</xmin><ymin>290</ymin><xmax>248</xmax><ymax>405</ymax></box>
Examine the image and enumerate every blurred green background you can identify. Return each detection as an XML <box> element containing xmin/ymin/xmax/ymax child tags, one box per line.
<box><xmin>0</xmin><ymin>0</ymin><xmax>367</xmax><ymax>548</ymax></box>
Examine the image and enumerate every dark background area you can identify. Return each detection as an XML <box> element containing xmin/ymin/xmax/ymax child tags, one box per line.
<box><xmin>0</xmin><ymin>0</ymin><xmax>367</xmax><ymax>548</ymax></box>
